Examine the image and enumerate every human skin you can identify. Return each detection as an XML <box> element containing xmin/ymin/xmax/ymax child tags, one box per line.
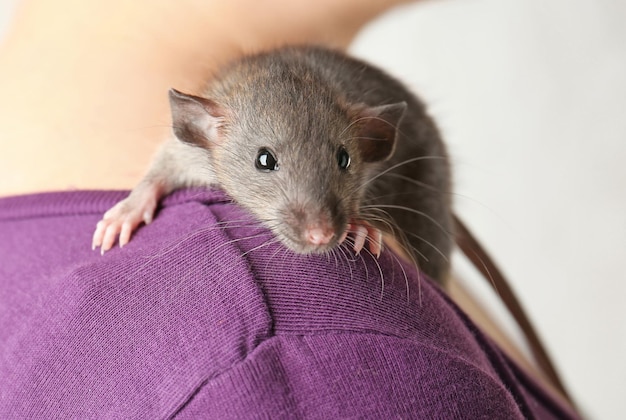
<box><xmin>0</xmin><ymin>0</ymin><xmax>413</xmax><ymax>196</ymax></box>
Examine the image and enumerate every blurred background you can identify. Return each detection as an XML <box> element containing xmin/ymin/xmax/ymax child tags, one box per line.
<box><xmin>352</xmin><ymin>1</ymin><xmax>625</xmax><ymax>418</ymax></box>
<box><xmin>1</xmin><ymin>0</ymin><xmax>624</xmax><ymax>418</ymax></box>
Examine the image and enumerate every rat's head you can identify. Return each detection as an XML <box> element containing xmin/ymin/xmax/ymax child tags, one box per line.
<box><xmin>169</xmin><ymin>84</ymin><xmax>405</xmax><ymax>254</ymax></box>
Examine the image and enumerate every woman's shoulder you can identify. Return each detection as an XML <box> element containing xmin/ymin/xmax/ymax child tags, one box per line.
<box><xmin>0</xmin><ymin>188</ymin><xmax>577</xmax><ymax>419</ymax></box>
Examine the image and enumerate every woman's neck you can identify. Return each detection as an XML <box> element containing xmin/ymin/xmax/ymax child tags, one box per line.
<box><xmin>0</xmin><ymin>0</ymin><xmax>405</xmax><ymax>196</ymax></box>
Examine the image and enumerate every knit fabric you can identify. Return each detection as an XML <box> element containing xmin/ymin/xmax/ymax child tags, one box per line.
<box><xmin>0</xmin><ymin>188</ymin><xmax>577</xmax><ymax>419</ymax></box>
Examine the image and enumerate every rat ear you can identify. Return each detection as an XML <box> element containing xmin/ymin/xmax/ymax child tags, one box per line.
<box><xmin>169</xmin><ymin>88</ymin><xmax>226</xmax><ymax>147</ymax></box>
<box><xmin>353</xmin><ymin>102</ymin><xmax>406</xmax><ymax>163</ymax></box>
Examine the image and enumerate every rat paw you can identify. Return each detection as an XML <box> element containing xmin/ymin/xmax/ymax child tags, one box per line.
<box><xmin>92</xmin><ymin>195</ymin><xmax>158</xmax><ymax>254</ymax></box>
<box><xmin>341</xmin><ymin>220</ymin><xmax>383</xmax><ymax>257</ymax></box>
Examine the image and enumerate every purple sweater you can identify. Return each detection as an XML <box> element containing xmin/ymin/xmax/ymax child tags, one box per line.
<box><xmin>0</xmin><ymin>189</ymin><xmax>576</xmax><ymax>419</ymax></box>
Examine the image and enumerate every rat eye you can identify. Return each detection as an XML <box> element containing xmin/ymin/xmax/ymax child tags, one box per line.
<box><xmin>255</xmin><ymin>148</ymin><xmax>279</xmax><ymax>172</ymax></box>
<box><xmin>337</xmin><ymin>147</ymin><xmax>351</xmax><ymax>171</ymax></box>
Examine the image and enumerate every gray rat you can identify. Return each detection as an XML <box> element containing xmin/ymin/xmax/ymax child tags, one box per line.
<box><xmin>92</xmin><ymin>46</ymin><xmax>453</xmax><ymax>283</ymax></box>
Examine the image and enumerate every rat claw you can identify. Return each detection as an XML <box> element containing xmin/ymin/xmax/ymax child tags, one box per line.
<box><xmin>143</xmin><ymin>211</ymin><xmax>153</xmax><ymax>225</ymax></box>
<box><xmin>369</xmin><ymin>229</ymin><xmax>383</xmax><ymax>258</ymax></box>
<box><xmin>92</xmin><ymin>220</ymin><xmax>106</xmax><ymax>250</ymax></box>
<box><xmin>119</xmin><ymin>222</ymin><xmax>133</xmax><ymax>248</ymax></box>
<box><xmin>339</xmin><ymin>226</ymin><xmax>349</xmax><ymax>244</ymax></box>
<box><xmin>101</xmin><ymin>224</ymin><xmax>120</xmax><ymax>254</ymax></box>
<box><xmin>345</xmin><ymin>220</ymin><xmax>384</xmax><ymax>257</ymax></box>
<box><xmin>353</xmin><ymin>224</ymin><xmax>368</xmax><ymax>255</ymax></box>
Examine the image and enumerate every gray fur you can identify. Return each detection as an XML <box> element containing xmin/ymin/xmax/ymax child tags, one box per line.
<box><xmin>124</xmin><ymin>46</ymin><xmax>452</xmax><ymax>283</ymax></box>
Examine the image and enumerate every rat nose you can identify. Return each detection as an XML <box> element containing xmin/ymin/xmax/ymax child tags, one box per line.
<box><xmin>305</xmin><ymin>225</ymin><xmax>335</xmax><ymax>245</ymax></box>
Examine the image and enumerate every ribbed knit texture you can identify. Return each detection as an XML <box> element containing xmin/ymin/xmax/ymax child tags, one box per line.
<box><xmin>0</xmin><ymin>188</ymin><xmax>577</xmax><ymax>419</ymax></box>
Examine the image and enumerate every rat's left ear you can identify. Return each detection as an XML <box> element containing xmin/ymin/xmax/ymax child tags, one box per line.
<box><xmin>353</xmin><ymin>102</ymin><xmax>407</xmax><ymax>163</ymax></box>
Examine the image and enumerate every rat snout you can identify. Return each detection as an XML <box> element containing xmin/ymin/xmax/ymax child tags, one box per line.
<box><xmin>282</xmin><ymin>198</ymin><xmax>343</xmax><ymax>253</ymax></box>
<box><xmin>305</xmin><ymin>224</ymin><xmax>335</xmax><ymax>246</ymax></box>
<box><xmin>298</xmin><ymin>209</ymin><xmax>336</xmax><ymax>248</ymax></box>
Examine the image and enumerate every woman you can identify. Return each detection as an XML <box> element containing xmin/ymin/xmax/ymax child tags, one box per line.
<box><xmin>0</xmin><ymin>0</ymin><xmax>578</xmax><ymax>417</ymax></box>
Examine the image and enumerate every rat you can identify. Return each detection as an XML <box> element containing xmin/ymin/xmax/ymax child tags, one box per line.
<box><xmin>92</xmin><ymin>46</ymin><xmax>453</xmax><ymax>283</ymax></box>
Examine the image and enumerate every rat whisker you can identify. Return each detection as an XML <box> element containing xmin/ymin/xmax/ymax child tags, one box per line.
<box><xmin>340</xmin><ymin>114</ymin><xmax>407</xmax><ymax>139</ymax></box>
<box><xmin>375</xmin><ymin>172</ymin><xmax>447</xmax><ymax>194</ymax></box>
<box><xmin>346</xmin><ymin>135</ymin><xmax>391</xmax><ymax>142</ymax></box>
<box><xmin>389</xmin><ymin>249</ymin><xmax>414</xmax><ymax>304</ymax></box>
<box><xmin>356</xmin><ymin>244</ymin><xmax>386</xmax><ymax>300</ymax></box>
<box><xmin>335</xmin><ymin>244</ymin><xmax>356</xmax><ymax>281</ymax></box>
<box><xmin>343</xmin><ymin>237</ymin><xmax>369</xmax><ymax>282</ymax></box>
<box><xmin>361</xmin><ymin>204</ymin><xmax>452</xmax><ymax>238</ymax></box>
<box><xmin>404</xmin><ymin>231</ymin><xmax>449</xmax><ymax>263</ymax></box>
<box><xmin>241</xmin><ymin>236</ymin><xmax>281</xmax><ymax>257</ymax></box>
<box><xmin>358</xmin><ymin>155</ymin><xmax>447</xmax><ymax>192</ymax></box>
<box><xmin>213</xmin><ymin>232</ymin><xmax>276</xmax><ymax>254</ymax></box>
<box><xmin>263</xmin><ymin>239</ymin><xmax>288</xmax><ymax>272</ymax></box>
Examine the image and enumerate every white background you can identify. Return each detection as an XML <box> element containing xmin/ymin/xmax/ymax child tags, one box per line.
<box><xmin>352</xmin><ymin>1</ymin><xmax>625</xmax><ymax>418</ymax></box>
<box><xmin>2</xmin><ymin>0</ymin><xmax>624</xmax><ymax>418</ymax></box>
